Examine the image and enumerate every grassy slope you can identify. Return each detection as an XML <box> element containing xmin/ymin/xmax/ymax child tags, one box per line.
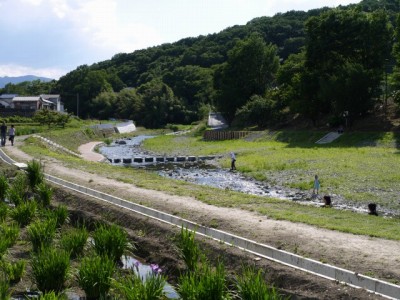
<box><xmin>17</xmin><ymin>124</ymin><xmax>400</xmax><ymax>241</ymax></box>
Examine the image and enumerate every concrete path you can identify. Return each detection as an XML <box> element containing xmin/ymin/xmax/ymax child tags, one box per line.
<box><xmin>315</xmin><ymin>132</ymin><xmax>342</xmax><ymax>144</ymax></box>
<box><xmin>207</xmin><ymin>112</ymin><xmax>228</xmax><ymax>129</ymax></box>
<box><xmin>78</xmin><ymin>141</ymin><xmax>106</xmax><ymax>162</ymax></box>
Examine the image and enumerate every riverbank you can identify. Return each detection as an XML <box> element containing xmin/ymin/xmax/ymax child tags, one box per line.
<box><xmin>2</xmin><ymin>135</ymin><xmax>400</xmax><ymax>296</ymax></box>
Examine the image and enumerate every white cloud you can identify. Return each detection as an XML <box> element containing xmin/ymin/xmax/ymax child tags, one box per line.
<box><xmin>21</xmin><ymin>0</ymin><xmax>43</xmax><ymax>5</ymax></box>
<box><xmin>49</xmin><ymin>0</ymin><xmax>70</xmax><ymax>18</ymax></box>
<box><xmin>0</xmin><ymin>64</ymin><xmax>65</xmax><ymax>79</ymax></box>
<box><xmin>66</xmin><ymin>0</ymin><xmax>163</xmax><ymax>54</ymax></box>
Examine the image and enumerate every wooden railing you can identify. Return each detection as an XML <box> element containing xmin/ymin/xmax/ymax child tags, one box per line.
<box><xmin>203</xmin><ymin>130</ymin><xmax>251</xmax><ymax>141</ymax></box>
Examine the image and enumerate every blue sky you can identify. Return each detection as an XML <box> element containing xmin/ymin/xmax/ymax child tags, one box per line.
<box><xmin>0</xmin><ymin>0</ymin><xmax>360</xmax><ymax>79</ymax></box>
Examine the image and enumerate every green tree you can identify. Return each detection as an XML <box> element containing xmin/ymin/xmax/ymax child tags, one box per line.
<box><xmin>235</xmin><ymin>94</ymin><xmax>280</xmax><ymax>128</ymax></box>
<box><xmin>115</xmin><ymin>88</ymin><xmax>143</xmax><ymax>121</ymax></box>
<box><xmin>302</xmin><ymin>8</ymin><xmax>392</xmax><ymax>124</ymax></box>
<box><xmin>390</xmin><ymin>14</ymin><xmax>400</xmax><ymax>105</ymax></box>
<box><xmin>136</xmin><ymin>80</ymin><xmax>187</xmax><ymax>128</ymax></box>
<box><xmin>92</xmin><ymin>91</ymin><xmax>118</xmax><ymax>120</ymax></box>
<box><xmin>163</xmin><ymin>65</ymin><xmax>215</xmax><ymax>115</ymax></box>
<box><xmin>33</xmin><ymin>110</ymin><xmax>70</xmax><ymax>128</ymax></box>
<box><xmin>215</xmin><ymin>34</ymin><xmax>280</xmax><ymax>124</ymax></box>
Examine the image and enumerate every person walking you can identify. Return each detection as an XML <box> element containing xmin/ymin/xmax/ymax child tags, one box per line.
<box><xmin>0</xmin><ymin>121</ymin><xmax>7</xmax><ymax>146</ymax></box>
<box><xmin>8</xmin><ymin>124</ymin><xmax>15</xmax><ymax>146</ymax></box>
<box><xmin>313</xmin><ymin>174</ymin><xmax>320</xmax><ymax>195</ymax></box>
<box><xmin>230</xmin><ymin>152</ymin><xmax>236</xmax><ymax>171</ymax></box>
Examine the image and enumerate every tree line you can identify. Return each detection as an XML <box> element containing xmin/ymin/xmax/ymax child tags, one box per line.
<box><xmin>2</xmin><ymin>0</ymin><xmax>400</xmax><ymax>128</ymax></box>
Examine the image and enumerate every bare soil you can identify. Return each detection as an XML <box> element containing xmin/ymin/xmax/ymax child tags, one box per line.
<box><xmin>3</xmin><ymin>138</ymin><xmax>400</xmax><ymax>299</ymax></box>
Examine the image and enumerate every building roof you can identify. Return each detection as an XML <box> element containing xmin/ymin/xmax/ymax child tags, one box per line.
<box><xmin>40</xmin><ymin>94</ymin><xmax>60</xmax><ymax>99</ymax></box>
<box><xmin>0</xmin><ymin>100</ymin><xmax>10</xmax><ymax>106</ymax></box>
<box><xmin>0</xmin><ymin>94</ymin><xmax>18</xmax><ymax>99</ymax></box>
<box><xmin>12</xmin><ymin>96</ymin><xmax>41</xmax><ymax>102</ymax></box>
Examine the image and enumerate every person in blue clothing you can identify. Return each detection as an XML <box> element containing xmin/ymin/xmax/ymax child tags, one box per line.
<box><xmin>313</xmin><ymin>174</ymin><xmax>320</xmax><ymax>195</ymax></box>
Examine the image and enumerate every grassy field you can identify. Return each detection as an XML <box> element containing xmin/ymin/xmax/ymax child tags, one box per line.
<box><xmin>13</xmin><ymin>123</ymin><xmax>400</xmax><ymax>241</ymax></box>
<box><xmin>143</xmin><ymin>131</ymin><xmax>400</xmax><ymax>209</ymax></box>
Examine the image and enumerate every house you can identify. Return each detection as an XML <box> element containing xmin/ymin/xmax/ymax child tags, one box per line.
<box><xmin>40</xmin><ymin>94</ymin><xmax>64</xmax><ymax>112</ymax></box>
<box><xmin>12</xmin><ymin>96</ymin><xmax>55</xmax><ymax>111</ymax></box>
<box><xmin>0</xmin><ymin>94</ymin><xmax>18</xmax><ymax>108</ymax></box>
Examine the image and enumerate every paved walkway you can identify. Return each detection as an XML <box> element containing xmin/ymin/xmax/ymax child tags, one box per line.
<box><xmin>315</xmin><ymin>131</ymin><xmax>342</xmax><ymax>144</ymax></box>
<box><xmin>78</xmin><ymin>141</ymin><xmax>106</xmax><ymax>162</ymax></box>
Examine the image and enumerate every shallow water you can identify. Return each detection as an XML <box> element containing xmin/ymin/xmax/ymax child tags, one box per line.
<box><xmin>99</xmin><ymin>135</ymin><xmax>157</xmax><ymax>161</ymax></box>
<box><xmin>121</xmin><ymin>256</ymin><xmax>179</xmax><ymax>299</ymax></box>
<box><xmin>99</xmin><ymin>137</ymin><xmax>397</xmax><ymax>217</ymax></box>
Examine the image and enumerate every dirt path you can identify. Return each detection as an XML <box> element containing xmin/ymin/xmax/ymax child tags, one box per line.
<box><xmin>3</xmin><ymin>137</ymin><xmax>400</xmax><ymax>293</ymax></box>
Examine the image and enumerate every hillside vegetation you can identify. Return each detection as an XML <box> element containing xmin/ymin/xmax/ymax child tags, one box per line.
<box><xmin>2</xmin><ymin>0</ymin><xmax>400</xmax><ymax>131</ymax></box>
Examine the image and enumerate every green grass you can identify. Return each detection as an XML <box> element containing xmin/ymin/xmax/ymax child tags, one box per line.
<box><xmin>60</xmin><ymin>227</ymin><xmax>89</xmax><ymax>259</ymax></box>
<box><xmin>112</xmin><ymin>266</ymin><xmax>167</xmax><ymax>300</ymax></box>
<box><xmin>16</xmin><ymin>127</ymin><xmax>400</xmax><ymax>241</ymax></box>
<box><xmin>0</xmin><ymin>276</ymin><xmax>10</xmax><ymax>300</ymax></box>
<box><xmin>0</xmin><ymin>203</ymin><xmax>8</xmax><ymax>222</ymax></box>
<box><xmin>0</xmin><ymin>175</ymin><xmax>9</xmax><ymax>202</ymax></box>
<box><xmin>177</xmin><ymin>227</ymin><xmax>201</xmax><ymax>273</ymax></box>
<box><xmin>0</xmin><ymin>260</ymin><xmax>26</xmax><ymax>283</ymax></box>
<box><xmin>236</xmin><ymin>266</ymin><xmax>287</xmax><ymax>300</ymax></box>
<box><xmin>26</xmin><ymin>159</ymin><xmax>44</xmax><ymax>191</ymax></box>
<box><xmin>31</xmin><ymin>246</ymin><xmax>70</xmax><ymax>293</ymax></box>
<box><xmin>27</xmin><ymin>218</ymin><xmax>57</xmax><ymax>252</ymax></box>
<box><xmin>92</xmin><ymin>223</ymin><xmax>130</xmax><ymax>262</ymax></box>
<box><xmin>77</xmin><ymin>255</ymin><xmax>116</xmax><ymax>299</ymax></box>
<box><xmin>10</xmin><ymin>201</ymin><xmax>37</xmax><ymax>227</ymax></box>
<box><xmin>178</xmin><ymin>260</ymin><xmax>229</xmax><ymax>300</ymax></box>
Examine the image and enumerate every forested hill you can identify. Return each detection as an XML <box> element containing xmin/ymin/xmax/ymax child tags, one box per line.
<box><xmin>56</xmin><ymin>8</ymin><xmax>320</xmax><ymax>123</ymax></box>
<box><xmin>4</xmin><ymin>0</ymin><xmax>400</xmax><ymax>129</ymax></box>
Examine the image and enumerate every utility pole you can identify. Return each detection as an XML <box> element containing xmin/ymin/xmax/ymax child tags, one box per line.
<box><xmin>76</xmin><ymin>93</ymin><xmax>79</xmax><ymax>118</ymax></box>
<box><xmin>385</xmin><ymin>65</ymin><xmax>388</xmax><ymax>117</ymax></box>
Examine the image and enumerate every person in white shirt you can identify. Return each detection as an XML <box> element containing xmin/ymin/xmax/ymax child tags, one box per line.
<box><xmin>230</xmin><ymin>152</ymin><xmax>236</xmax><ymax>171</ymax></box>
<box><xmin>8</xmin><ymin>124</ymin><xmax>15</xmax><ymax>146</ymax></box>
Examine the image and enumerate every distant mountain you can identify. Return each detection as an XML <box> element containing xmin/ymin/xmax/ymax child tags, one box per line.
<box><xmin>0</xmin><ymin>75</ymin><xmax>54</xmax><ymax>88</ymax></box>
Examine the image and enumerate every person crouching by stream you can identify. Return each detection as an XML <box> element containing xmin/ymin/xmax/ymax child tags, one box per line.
<box><xmin>230</xmin><ymin>152</ymin><xmax>236</xmax><ymax>171</ymax></box>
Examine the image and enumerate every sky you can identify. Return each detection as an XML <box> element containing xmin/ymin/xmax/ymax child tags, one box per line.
<box><xmin>0</xmin><ymin>0</ymin><xmax>361</xmax><ymax>80</ymax></box>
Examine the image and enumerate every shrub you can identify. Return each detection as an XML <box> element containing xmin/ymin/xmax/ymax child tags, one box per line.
<box><xmin>31</xmin><ymin>246</ymin><xmax>70</xmax><ymax>293</ymax></box>
<box><xmin>26</xmin><ymin>160</ymin><xmax>44</xmax><ymax>191</ymax></box>
<box><xmin>27</xmin><ymin>218</ymin><xmax>57</xmax><ymax>252</ymax></box>
<box><xmin>0</xmin><ymin>260</ymin><xmax>26</xmax><ymax>283</ymax></box>
<box><xmin>60</xmin><ymin>227</ymin><xmax>89</xmax><ymax>259</ymax></box>
<box><xmin>0</xmin><ymin>238</ymin><xmax>11</xmax><ymax>259</ymax></box>
<box><xmin>0</xmin><ymin>222</ymin><xmax>20</xmax><ymax>246</ymax></box>
<box><xmin>178</xmin><ymin>260</ymin><xmax>229</xmax><ymax>300</ymax></box>
<box><xmin>35</xmin><ymin>183</ymin><xmax>53</xmax><ymax>207</ymax></box>
<box><xmin>112</xmin><ymin>263</ymin><xmax>167</xmax><ymax>300</ymax></box>
<box><xmin>0</xmin><ymin>203</ymin><xmax>8</xmax><ymax>222</ymax></box>
<box><xmin>0</xmin><ymin>175</ymin><xmax>9</xmax><ymax>201</ymax></box>
<box><xmin>236</xmin><ymin>266</ymin><xmax>284</xmax><ymax>300</ymax></box>
<box><xmin>92</xmin><ymin>223</ymin><xmax>129</xmax><ymax>261</ymax></box>
<box><xmin>44</xmin><ymin>205</ymin><xmax>68</xmax><ymax>227</ymax></box>
<box><xmin>0</xmin><ymin>275</ymin><xmax>10</xmax><ymax>300</ymax></box>
<box><xmin>78</xmin><ymin>255</ymin><xmax>116</xmax><ymax>299</ymax></box>
<box><xmin>8</xmin><ymin>172</ymin><xmax>28</xmax><ymax>206</ymax></box>
<box><xmin>177</xmin><ymin>227</ymin><xmax>200</xmax><ymax>272</ymax></box>
<box><xmin>0</xmin><ymin>223</ymin><xmax>19</xmax><ymax>258</ymax></box>
<box><xmin>10</xmin><ymin>201</ymin><xmax>37</xmax><ymax>227</ymax></box>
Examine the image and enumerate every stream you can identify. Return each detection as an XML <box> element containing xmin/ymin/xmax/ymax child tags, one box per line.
<box><xmin>98</xmin><ymin>136</ymin><xmax>396</xmax><ymax>217</ymax></box>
